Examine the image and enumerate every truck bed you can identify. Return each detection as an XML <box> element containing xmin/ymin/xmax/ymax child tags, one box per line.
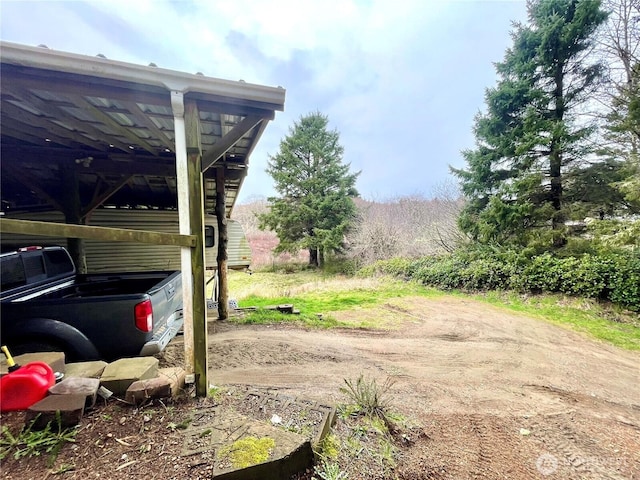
<box><xmin>1</xmin><ymin>247</ymin><xmax>184</xmax><ymax>361</ymax></box>
<box><xmin>36</xmin><ymin>272</ymin><xmax>176</xmax><ymax>300</ymax></box>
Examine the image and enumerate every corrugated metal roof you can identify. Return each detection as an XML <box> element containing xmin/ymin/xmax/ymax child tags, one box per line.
<box><xmin>0</xmin><ymin>41</ymin><xmax>285</xmax><ymax>217</ymax></box>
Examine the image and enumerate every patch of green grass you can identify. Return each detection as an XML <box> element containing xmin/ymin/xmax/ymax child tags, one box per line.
<box><xmin>51</xmin><ymin>463</ymin><xmax>75</xmax><ymax>475</ymax></box>
<box><xmin>229</xmin><ymin>271</ymin><xmax>440</xmax><ymax>317</ymax></box>
<box><xmin>208</xmin><ymin>385</ymin><xmax>225</xmax><ymax>401</ymax></box>
<box><xmin>0</xmin><ymin>414</ymin><xmax>78</xmax><ymax>466</ymax></box>
<box><xmin>471</xmin><ymin>291</ymin><xmax>640</xmax><ymax>350</ymax></box>
<box><xmin>231</xmin><ymin>310</ymin><xmax>347</xmax><ymax>328</ymax></box>
<box><xmin>230</xmin><ymin>269</ymin><xmax>640</xmax><ymax>350</ymax></box>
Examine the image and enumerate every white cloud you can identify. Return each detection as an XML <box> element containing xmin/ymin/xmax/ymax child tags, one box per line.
<box><xmin>1</xmin><ymin>0</ymin><xmax>529</xmax><ymax>202</ymax></box>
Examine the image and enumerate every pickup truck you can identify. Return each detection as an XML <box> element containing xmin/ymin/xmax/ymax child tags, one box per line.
<box><xmin>0</xmin><ymin>246</ymin><xmax>184</xmax><ymax>362</ymax></box>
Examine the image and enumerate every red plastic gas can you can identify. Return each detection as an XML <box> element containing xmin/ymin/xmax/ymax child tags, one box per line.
<box><xmin>0</xmin><ymin>362</ymin><xmax>55</xmax><ymax>412</ymax></box>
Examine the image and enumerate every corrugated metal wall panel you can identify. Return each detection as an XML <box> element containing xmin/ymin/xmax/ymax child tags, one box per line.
<box><xmin>2</xmin><ymin>210</ymin><xmax>251</xmax><ymax>273</ymax></box>
<box><xmin>227</xmin><ymin>220</ymin><xmax>252</xmax><ymax>268</ymax></box>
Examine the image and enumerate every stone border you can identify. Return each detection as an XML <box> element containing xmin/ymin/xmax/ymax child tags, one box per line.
<box><xmin>242</xmin><ymin>390</ymin><xmax>336</xmax><ymax>448</ymax></box>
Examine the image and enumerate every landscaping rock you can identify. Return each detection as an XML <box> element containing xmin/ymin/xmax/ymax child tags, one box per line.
<box><xmin>65</xmin><ymin>361</ymin><xmax>108</xmax><ymax>379</ymax></box>
<box><xmin>124</xmin><ymin>366</ymin><xmax>185</xmax><ymax>403</ymax></box>
<box><xmin>26</xmin><ymin>394</ymin><xmax>85</xmax><ymax>429</ymax></box>
<box><xmin>180</xmin><ymin>405</ymin><xmax>313</xmax><ymax>479</ymax></box>
<box><xmin>159</xmin><ymin>367</ymin><xmax>186</xmax><ymax>395</ymax></box>
<box><xmin>49</xmin><ymin>377</ymin><xmax>100</xmax><ymax>409</ymax></box>
<box><xmin>0</xmin><ymin>352</ymin><xmax>65</xmax><ymax>377</ymax></box>
<box><xmin>100</xmin><ymin>357</ymin><xmax>158</xmax><ymax>395</ymax></box>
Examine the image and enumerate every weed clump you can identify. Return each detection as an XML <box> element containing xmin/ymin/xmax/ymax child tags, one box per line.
<box><xmin>314</xmin><ymin>459</ymin><xmax>349</xmax><ymax>479</ymax></box>
<box><xmin>340</xmin><ymin>375</ymin><xmax>396</xmax><ymax>431</ymax></box>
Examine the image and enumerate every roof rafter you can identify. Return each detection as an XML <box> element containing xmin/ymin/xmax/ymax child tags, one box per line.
<box><xmin>68</xmin><ymin>95</ymin><xmax>158</xmax><ymax>155</ymax></box>
<box><xmin>3</xmin><ymin>83</ymin><xmax>133</xmax><ymax>152</ymax></box>
<box><xmin>202</xmin><ymin>115</ymin><xmax>263</xmax><ymax>171</ymax></box>
<box><xmin>82</xmin><ymin>174</ymin><xmax>134</xmax><ymax>218</ymax></box>
<box><xmin>3</xmin><ymin>162</ymin><xmax>65</xmax><ymax>212</ymax></box>
<box><xmin>121</xmin><ymin>100</ymin><xmax>175</xmax><ymax>152</ymax></box>
<box><xmin>1</xmin><ymin>101</ymin><xmax>106</xmax><ymax>150</ymax></box>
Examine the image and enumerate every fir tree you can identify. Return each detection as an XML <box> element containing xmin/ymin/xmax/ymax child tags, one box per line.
<box><xmin>259</xmin><ymin>112</ymin><xmax>359</xmax><ymax>266</ymax></box>
<box><xmin>453</xmin><ymin>0</ymin><xmax>608</xmax><ymax>246</ymax></box>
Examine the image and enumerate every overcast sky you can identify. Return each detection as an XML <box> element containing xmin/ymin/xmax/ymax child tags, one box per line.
<box><xmin>1</xmin><ymin>0</ymin><xmax>528</xmax><ymax>203</ymax></box>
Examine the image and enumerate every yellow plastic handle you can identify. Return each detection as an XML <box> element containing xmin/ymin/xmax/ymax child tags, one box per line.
<box><xmin>1</xmin><ymin>346</ymin><xmax>16</xmax><ymax>368</ymax></box>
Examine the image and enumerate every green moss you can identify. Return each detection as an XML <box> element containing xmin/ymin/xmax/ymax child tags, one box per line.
<box><xmin>218</xmin><ymin>436</ymin><xmax>275</xmax><ymax>469</ymax></box>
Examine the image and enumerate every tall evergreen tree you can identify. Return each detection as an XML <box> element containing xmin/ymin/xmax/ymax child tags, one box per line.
<box><xmin>259</xmin><ymin>112</ymin><xmax>359</xmax><ymax>267</ymax></box>
<box><xmin>453</xmin><ymin>0</ymin><xmax>608</xmax><ymax>246</ymax></box>
<box><xmin>595</xmin><ymin>0</ymin><xmax>640</xmax><ymax>212</ymax></box>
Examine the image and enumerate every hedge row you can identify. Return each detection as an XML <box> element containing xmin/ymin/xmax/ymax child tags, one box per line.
<box><xmin>359</xmin><ymin>249</ymin><xmax>640</xmax><ymax>311</ymax></box>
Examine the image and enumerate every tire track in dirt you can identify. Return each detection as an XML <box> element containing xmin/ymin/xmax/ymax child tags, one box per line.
<box><xmin>157</xmin><ymin>297</ymin><xmax>640</xmax><ymax>479</ymax></box>
<box><xmin>523</xmin><ymin>385</ymin><xmax>640</xmax><ymax>479</ymax></box>
<box><xmin>398</xmin><ymin>414</ymin><xmax>541</xmax><ymax>480</ymax></box>
<box><xmin>207</xmin><ymin>339</ymin><xmax>344</xmax><ymax>369</ymax></box>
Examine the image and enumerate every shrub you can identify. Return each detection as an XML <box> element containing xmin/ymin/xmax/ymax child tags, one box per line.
<box><xmin>322</xmin><ymin>257</ymin><xmax>360</xmax><ymax>276</ymax></box>
<box><xmin>459</xmin><ymin>257</ymin><xmax>515</xmax><ymax>290</ymax></box>
<box><xmin>608</xmin><ymin>254</ymin><xmax>640</xmax><ymax>310</ymax></box>
<box><xmin>357</xmin><ymin>258</ymin><xmax>412</xmax><ymax>278</ymax></box>
<box><xmin>412</xmin><ymin>255</ymin><xmax>468</xmax><ymax>289</ymax></box>
<box><xmin>358</xmin><ymin>247</ymin><xmax>640</xmax><ymax>311</ymax></box>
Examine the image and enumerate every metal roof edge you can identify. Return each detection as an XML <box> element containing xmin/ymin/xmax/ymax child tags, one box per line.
<box><xmin>0</xmin><ymin>41</ymin><xmax>285</xmax><ymax>110</ymax></box>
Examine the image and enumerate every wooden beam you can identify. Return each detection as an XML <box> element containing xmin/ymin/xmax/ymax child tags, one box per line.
<box><xmin>193</xmin><ymin>98</ymin><xmax>276</xmax><ymax>119</ymax></box>
<box><xmin>244</xmin><ymin>117</ymin><xmax>269</xmax><ymax>160</ymax></box>
<box><xmin>1</xmin><ymin>115</ymin><xmax>76</xmax><ymax>148</ymax></box>
<box><xmin>0</xmin><ymin>218</ymin><xmax>196</xmax><ymax>247</ymax></box>
<box><xmin>59</xmin><ymin>160</ymin><xmax>87</xmax><ymax>273</ymax></box>
<box><xmin>2</xmin><ymin>163</ymin><xmax>65</xmax><ymax>212</ymax></box>
<box><xmin>185</xmin><ymin>101</ymin><xmax>202</xmax><ymax>156</ymax></box>
<box><xmin>215</xmin><ymin>167</ymin><xmax>229</xmax><ymax>320</ymax></box>
<box><xmin>202</xmin><ymin>115</ymin><xmax>262</xmax><ymax>171</ymax></box>
<box><xmin>186</xmin><ymin>92</ymin><xmax>281</xmax><ymax>116</ymax></box>
<box><xmin>81</xmin><ymin>174</ymin><xmax>133</xmax><ymax>218</ymax></box>
<box><xmin>83</xmin><ymin>158</ymin><xmax>175</xmax><ymax>177</ymax></box>
<box><xmin>190</xmin><ymin>160</ymin><xmax>208</xmax><ymax>395</ymax></box>
<box><xmin>185</xmin><ymin>100</ymin><xmax>208</xmax><ymax>397</ymax></box>
<box><xmin>0</xmin><ymin>146</ymin><xmax>178</xmax><ymax>177</ymax></box>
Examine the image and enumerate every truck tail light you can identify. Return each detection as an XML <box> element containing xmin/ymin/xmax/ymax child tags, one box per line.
<box><xmin>135</xmin><ymin>299</ymin><xmax>153</xmax><ymax>333</ymax></box>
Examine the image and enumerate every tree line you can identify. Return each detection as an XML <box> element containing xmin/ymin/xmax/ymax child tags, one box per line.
<box><xmin>252</xmin><ymin>0</ymin><xmax>639</xmax><ymax>310</ymax></box>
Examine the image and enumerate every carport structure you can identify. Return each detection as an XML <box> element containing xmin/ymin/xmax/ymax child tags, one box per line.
<box><xmin>0</xmin><ymin>41</ymin><xmax>286</xmax><ymax>395</ymax></box>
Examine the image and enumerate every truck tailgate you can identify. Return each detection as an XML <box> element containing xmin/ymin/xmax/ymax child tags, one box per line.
<box><xmin>139</xmin><ymin>271</ymin><xmax>184</xmax><ymax>355</ymax></box>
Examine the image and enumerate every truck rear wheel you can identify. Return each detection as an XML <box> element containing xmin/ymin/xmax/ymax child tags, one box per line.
<box><xmin>10</xmin><ymin>339</ymin><xmax>78</xmax><ymax>363</ymax></box>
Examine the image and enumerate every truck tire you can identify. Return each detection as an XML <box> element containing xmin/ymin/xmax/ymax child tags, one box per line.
<box><xmin>4</xmin><ymin>318</ymin><xmax>101</xmax><ymax>362</ymax></box>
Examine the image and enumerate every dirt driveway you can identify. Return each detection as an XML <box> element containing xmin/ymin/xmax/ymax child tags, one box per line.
<box><xmin>179</xmin><ymin>296</ymin><xmax>640</xmax><ymax>479</ymax></box>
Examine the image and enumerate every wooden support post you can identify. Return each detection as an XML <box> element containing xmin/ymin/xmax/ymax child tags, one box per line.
<box><xmin>59</xmin><ymin>161</ymin><xmax>87</xmax><ymax>273</ymax></box>
<box><xmin>185</xmin><ymin>100</ymin><xmax>208</xmax><ymax>397</ymax></box>
<box><xmin>172</xmin><ymin>91</ymin><xmax>195</xmax><ymax>386</ymax></box>
<box><xmin>215</xmin><ymin>167</ymin><xmax>229</xmax><ymax>320</ymax></box>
